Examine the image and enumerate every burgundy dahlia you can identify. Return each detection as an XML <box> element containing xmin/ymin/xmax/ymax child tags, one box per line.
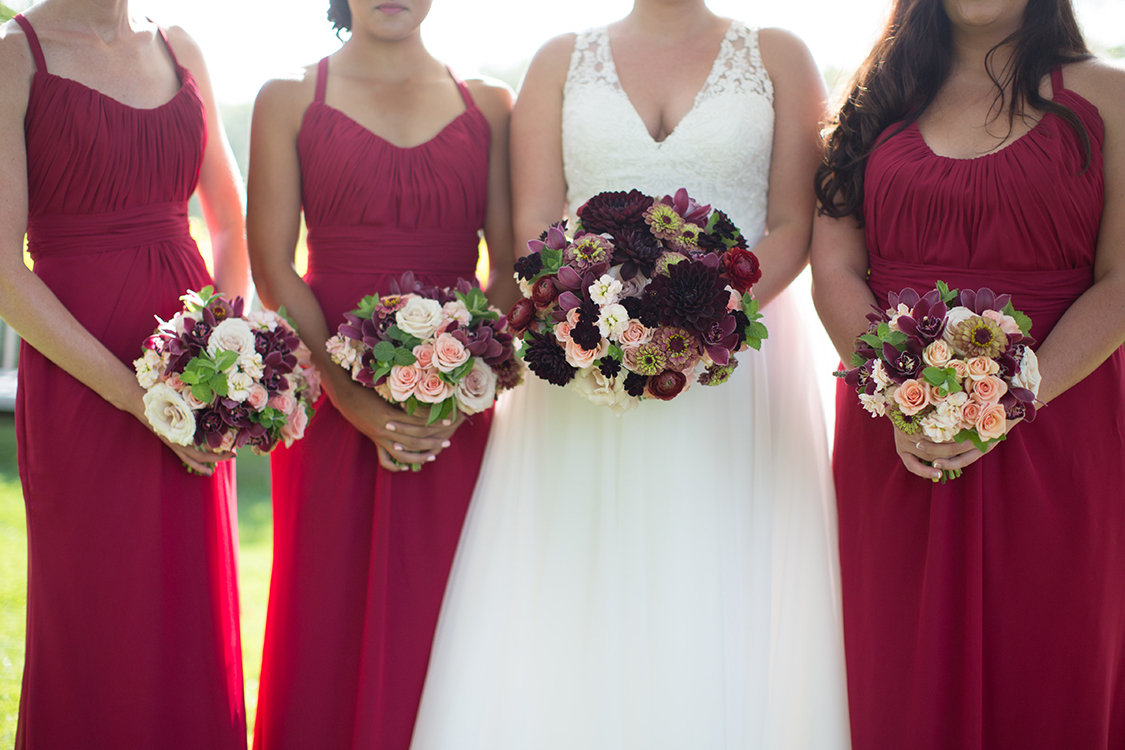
<box><xmin>524</xmin><ymin>330</ymin><xmax>576</xmax><ymax>387</ymax></box>
<box><xmin>647</xmin><ymin>257</ymin><xmax>729</xmax><ymax>333</ymax></box>
<box><xmin>610</xmin><ymin>226</ymin><xmax>664</xmax><ymax>280</ymax></box>
<box><xmin>577</xmin><ymin>190</ymin><xmax>654</xmax><ymax>236</ymax></box>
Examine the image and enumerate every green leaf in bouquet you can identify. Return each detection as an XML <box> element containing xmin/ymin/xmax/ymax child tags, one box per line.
<box><xmin>1002</xmin><ymin>300</ymin><xmax>1033</xmax><ymax>336</ymax></box>
<box><xmin>450</xmin><ymin>358</ymin><xmax>475</xmax><ymax>381</ymax></box>
<box><xmin>850</xmin><ymin>352</ymin><xmax>868</xmax><ymax>368</ymax></box>
<box><xmin>538</xmin><ymin>247</ymin><xmax>564</xmax><ymax>276</ymax></box>
<box><xmin>210</xmin><ymin>373</ymin><xmax>230</xmax><ymax>398</ymax></box>
<box><xmin>740</xmin><ymin>295</ymin><xmax>761</xmax><ymax>320</ymax></box>
<box><xmin>456</xmin><ymin>287</ymin><xmax>497</xmax><ymax>322</ymax></box>
<box><xmin>607</xmin><ymin>343</ymin><xmax>624</xmax><ymax>361</ymax></box>
<box><xmin>954</xmin><ymin>427</ymin><xmax>1003</xmax><ymax>453</ymax></box>
<box><xmin>404</xmin><ymin>395</ymin><xmax>420</xmax><ymax>416</ymax></box>
<box><xmin>922</xmin><ymin>366</ymin><xmax>962</xmax><ymax>397</ymax></box>
<box><xmin>213</xmin><ymin>349</ymin><xmax>239</xmax><ymax>372</ymax></box>
<box><xmin>372</xmin><ymin>341</ymin><xmax>396</xmax><ymax>362</ymax></box>
<box><xmin>384</xmin><ymin>325</ymin><xmax>422</xmax><ymax>349</ymax></box>
<box><xmin>392</xmin><ymin>346</ymin><xmax>418</xmax><ymax>366</ymax></box>
<box><xmin>935</xmin><ymin>280</ymin><xmax>959</xmax><ymax>305</ymax></box>
<box><xmin>743</xmin><ymin>320</ymin><xmax>769</xmax><ymax>344</ymax></box>
<box><xmin>191</xmin><ymin>382</ymin><xmax>214</xmax><ymax>403</ymax></box>
<box><xmin>353</xmin><ymin>294</ymin><xmax>382</xmax><ymax>320</ymax></box>
<box><xmin>275</xmin><ymin>306</ymin><xmax>297</xmax><ymax>328</ymax></box>
<box><xmin>179</xmin><ymin>285</ymin><xmax>218</xmax><ymax>312</ymax></box>
<box><xmin>372</xmin><ymin>362</ymin><xmax>393</xmax><ymax>383</ymax></box>
<box><xmin>858</xmin><ymin>332</ymin><xmax>883</xmax><ymax>349</ymax></box>
<box><xmin>424</xmin><ymin>398</ymin><xmax>453</xmax><ymax>427</ymax></box>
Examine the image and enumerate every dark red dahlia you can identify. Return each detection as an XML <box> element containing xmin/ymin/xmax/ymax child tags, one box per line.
<box><xmin>647</xmin><ymin>257</ymin><xmax>729</xmax><ymax>333</ymax></box>
<box><xmin>610</xmin><ymin>226</ymin><xmax>664</xmax><ymax>280</ymax></box>
<box><xmin>492</xmin><ymin>356</ymin><xmax>525</xmax><ymax>391</ymax></box>
<box><xmin>621</xmin><ymin>296</ymin><xmax>661</xmax><ymax>329</ymax></box>
<box><xmin>577</xmin><ymin>190</ymin><xmax>654</xmax><ymax>236</ymax></box>
<box><xmin>524</xmin><ymin>330</ymin><xmax>576</xmax><ymax>387</ymax></box>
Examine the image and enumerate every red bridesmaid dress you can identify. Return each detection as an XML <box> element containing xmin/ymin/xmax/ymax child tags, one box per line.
<box><xmin>252</xmin><ymin>57</ymin><xmax>493</xmax><ymax>750</ymax></box>
<box><xmin>12</xmin><ymin>15</ymin><xmax>246</xmax><ymax>749</ymax></box>
<box><xmin>834</xmin><ymin>68</ymin><xmax>1125</xmax><ymax>749</ymax></box>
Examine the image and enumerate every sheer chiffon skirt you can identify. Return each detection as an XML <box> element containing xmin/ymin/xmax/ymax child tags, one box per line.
<box><xmin>411</xmin><ymin>289</ymin><xmax>850</xmax><ymax>749</ymax></box>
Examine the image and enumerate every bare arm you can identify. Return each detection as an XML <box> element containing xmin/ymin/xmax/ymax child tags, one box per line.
<box><xmin>468</xmin><ymin>78</ymin><xmax>520</xmax><ymax>312</ymax></box>
<box><xmin>246</xmin><ymin>74</ymin><xmax>456</xmax><ymax>470</ymax></box>
<box><xmin>0</xmin><ymin>22</ymin><xmax>226</xmax><ymax>473</ymax></box>
<box><xmin>167</xmin><ymin>26</ymin><xmax>251</xmax><ymax>302</ymax></box>
<box><xmin>510</xmin><ymin>34</ymin><xmax>575</xmax><ymax>257</ymax></box>
<box><xmin>753</xmin><ymin>28</ymin><xmax>827</xmax><ymax>307</ymax></box>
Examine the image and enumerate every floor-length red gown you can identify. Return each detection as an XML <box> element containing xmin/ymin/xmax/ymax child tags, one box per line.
<box><xmin>12</xmin><ymin>15</ymin><xmax>246</xmax><ymax>749</ymax></box>
<box><xmin>834</xmin><ymin>67</ymin><xmax>1125</xmax><ymax>749</ymax></box>
<box><xmin>252</xmin><ymin>57</ymin><xmax>493</xmax><ymax>750</ymax></box>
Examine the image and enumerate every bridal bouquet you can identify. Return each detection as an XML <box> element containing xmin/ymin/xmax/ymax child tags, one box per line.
<box><xmin>134</xmin><ymin>287</ymin><xmax>320</xmax><ymax>455</ymax></box>
<box><xmin>508</xmin><ymin>188</ymin><xmax>768</xmax><ymax>414</ymax></box>
<box><xmin>837</xmin><ymin>282</ymin><xmax>1041</xmax><ymax>481</ymax></box>
<box><xmin>325</xmin><ymin>273</ymin><xmax>522</xmax><ymax>432</ymax></box>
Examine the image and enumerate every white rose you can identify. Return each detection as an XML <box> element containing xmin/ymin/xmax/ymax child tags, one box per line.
<box><xmin>454</xmin><ymin>359</ymin><xmax>499</xmax><ymax>415</ymax></box>
<box><xmin>597</xmin><ymin>303</ymin><xmax>630</xmax><ymax>340</ymax></box>
<box><xmin>1010</xmin><ymin>347</ymin><xmax>1042</xmax><ymax>396</ymax></box>
<box><xmin>207</xmin><ymin>318</ymin><xmax>257</xmax><ymax>362</ymax></box>
<box><xmin>395</xmin><ymin>296</ymin><xmax>445</xmax><ymax>340</ymax></box>
<box><xmin>143</xmin><ymin>383</ymin><xmax>197</xmax><ymax>446</ymax></box>
<box><xmin>922</xmin><ymin>340</ymin><xmax>953</xmax><ymax>368</ymax></box>
<box><xmin>227</xmin><ymin>371</ymin><xmax>254</xmax><ymax>402</ymax></box>
<box><xmin>589</xmin><ymin>273</ymin><xmax>623</xmax><ymax>307</ymax></box>
<box><xmin>941</xmin><ymin>306</ymin><xmax>977</xmax><ymax>348</ymax></box>
<box><xmin>569</xmin><ymin>366</ymin><xmax>638</xmax><ymax>415</ymax></box>
<box><xmin>442</xmin><ymin>300</ymin><xmax>473</xmax><ymax>327</ymax></box>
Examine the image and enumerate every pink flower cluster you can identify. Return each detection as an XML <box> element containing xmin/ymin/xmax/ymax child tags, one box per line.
<box><xmin>134</xmin><ymin>287</ymin><xmax>320</xmax><ymax>455</ymax></box>
<box><xmin>840</xmin><ymin>283</ymin><xmax>1040</xmax><ymax>455</ymax></box>
<box><xmin>326</xmin><ymin>274</ymin><xmax>521</xmax><ymax>424</ymax></box>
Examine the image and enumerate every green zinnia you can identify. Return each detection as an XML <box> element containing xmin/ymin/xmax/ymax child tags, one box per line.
<box><xmin>632</xmin><ymin>343</ymin><xmax>668</xmax><ymax>377</ymax></box>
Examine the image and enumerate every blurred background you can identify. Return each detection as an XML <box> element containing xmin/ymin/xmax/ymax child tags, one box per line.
<box><xmin>0</xmin><ymin>0</ymin><xmax>1121</xmax><ymax>743</ymax></box>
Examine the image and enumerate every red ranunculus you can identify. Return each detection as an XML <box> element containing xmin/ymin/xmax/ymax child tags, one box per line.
<box><xmin>647</xmin><ymin>369</ymin><xmax>687</xmax><ymax>400</ymax></box>
<box><xmin>531</xmin><ymin>275</ymin><xmax>559</xmax><ymax>308</ymax></box>
<box><xmin>723</xmin><ymin>247</ymin><xmax>762</xmax><ymax>293</ymax></box>
<box><xmin>507</xmin><ymin>297</ymin><xmax>535</xmax><ymax>335</ymax></box>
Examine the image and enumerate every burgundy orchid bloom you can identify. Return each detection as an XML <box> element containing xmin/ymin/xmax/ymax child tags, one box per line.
<box><xmin>526</xmin><ymin>223</ymin><xmax>569</xmax><ymax>254</ymax></box>
<box><xmin>896</xmin><ymin>294</ymin><xmax>949</xmax><ymax>344</ymax></box>
<box><xmin>959</xmin><ymin>287</ymin><xmax>1011</xmax><ymax>315</ymax></box>
<box><xmin>702</xmin><ymin>315</ymin><xmax>739</xmax><ymax>366</ymax></box>
<box><xmin>662</xmin><ymin>188</ymin><xmax>711</xmax><ymax>227</ymax></box>
<box><xmin>881</xmin><ymin>340</ymin><xmax>924</xmax><ymax>383</ymax></box>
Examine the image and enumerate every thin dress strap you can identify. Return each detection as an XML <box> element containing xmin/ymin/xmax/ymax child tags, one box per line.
<box><xmin>153</xmin><ymin>24</ymin><xmax>180</xmax><ymax>67</ymax></box>
<box><xmin>447</xmin><ymin>67</ymin><xmax>475</xmax><ymax>109</ymax></box>
<box><xmin>13</xmin><ymin>14</ymin><xmax>47</xmax><ymax>73</ymax></box>
<box><xmin>315</xmin><ymin>57</ymin><xmax>329</xmax><ymax>104</ymax></box>
<box><xmin>1051</xmin><ymin>66</ymin><xmax>1064</xmax><ymax>96</ymax></box>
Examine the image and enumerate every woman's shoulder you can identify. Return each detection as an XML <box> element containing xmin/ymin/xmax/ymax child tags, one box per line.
<box><xmin>255</xmin><ymin>64</ymin><xmax>318</xmax><ymax>112</ymax></box>
<box><xmin>464</xmin><ymin>75</ymin><xmax>514</xmax><ymax>127</ymax></box>
<box><xmin>1061</xmin><ymin>57</ymin><xmax>1125</xmax><ymax>121</ymax></box>
<box><xmin>0</xmin><ymin>18</ymin><xmax>37</xmax><ymax>114</ymax></box>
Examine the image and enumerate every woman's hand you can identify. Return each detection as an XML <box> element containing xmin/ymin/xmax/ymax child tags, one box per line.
<box><xmin>331</xmin><ymin>378</ymin><xmax>464</xmax><ymax>471</ymax></box>
<box><xmin>892</xmin><ymin>418</ymin><xmax>1020</xmax><ymax>481</ymax></box>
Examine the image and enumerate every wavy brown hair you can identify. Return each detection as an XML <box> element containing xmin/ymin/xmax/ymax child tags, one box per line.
<box><xmin>328</xmin><ymin>0</ymin><xmax>351</xmax><ymax>36</ymax></box>
<box><xmin>816</xmin><ymin>0</ymin><xmax>1092</xmax><ymax>224</ymax></box>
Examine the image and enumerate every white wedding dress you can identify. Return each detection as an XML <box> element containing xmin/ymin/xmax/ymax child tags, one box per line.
<box><xmin>411</xmin><ymin>22</ymin><xmax>850</xmax><ymax>749</ymax></box>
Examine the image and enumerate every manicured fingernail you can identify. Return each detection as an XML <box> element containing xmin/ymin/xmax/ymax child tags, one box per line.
<box><xmin>932</xmin><ymin>471</ymin><xmax>942</xmax><ymax>480</ymax></box>
<box><xmin>932</xmin><ymin>461</ymin><xmax>942</xmax><ymax>470</ymax></box>
<box><xmin>386</xmin><ymin>423</ymin><xmax>396</xmax><ymax>431</ymax></box>
<box><xmin>441</xmin><ymin>440</ymin><xmax>451</xmax><ymax>448</ymax></box>
<box><xmin>442</xmin><ymin>419</ymin><xmax>452</xmax><ymax>426</ymax></box>
<box><xmin>394</xmin><ymin>443</ymin><xmax>404</xmax><ymax>451</ymax></box>
<box><xmin>426</xmin><ymin>455</ymin><xmax>436</xmax><ymax>462</ymax></box>
<box><xmin>915</xmin><ymin>442</ymin><xmax>923</xmax><ymax>450</ymax></box>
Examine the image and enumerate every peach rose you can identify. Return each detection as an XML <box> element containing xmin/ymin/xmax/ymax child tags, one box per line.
<box><xmin>414</xmin><ymin>369</ymin><xmax>451</xmax><ymax>404</ymax></box>
<box><xmin>892</xmin><ymin>378</ymin><xmax>931</xmax><ymax>416</ymax></box>
<box><xmin>983</xmin><ymin>309</ymin><xmax>1022</xmax><ymax>336</ymax></box>
<box><xmin>412</xmin><ymin>344</ymin><xmax>435</xmax><ymax>370</ymax></box>
<box><xmin>961</xmin><ymin>400</ymin><xmax>982</xmax><ymax>430</ymax></box>
<box><xmin>617</xmin><ymin>319</ymin><xmax>652</xmax><ymax>346</ymax></box>
<box><xmin>965</xmin><ymin>356</ymin><xmax>999</xmax><ymax>381</ymax></box>
<box><xmin>565</xmin><ymin>337</ymin><xmax>608</xmax><ymax>369</ymax></box>
<box><xmin>388</xmin><ymin>364</ymin><xmax>423</xmax><ymax>402</ymax></box>
<box><xmin>246</xmin><ymin>384</ymin><xmax>270</xmax><ymax>412</ymax></box>
<box><xmin>947</xmin><ymin>359</ymin><xmax>970</xmax><ymax>381</ymax></box>
<box><xmin>433</xmin><ymin>333</ymin><xmax>470</xmax><ymax>373</ymax></box>
<box><xmin>922</xmin><ymin>340</ymin><xmax>953</xmax><ymax>368</ymax></box>
<box><xmin>976</xmin><ymin>402</ymin><xmax>1008</xmax><ymax>441</ymax></box>
<box><xmin>971</xmin><ymin>375</ymin><xmax>1008</xmax><ymax>405</ymax></box>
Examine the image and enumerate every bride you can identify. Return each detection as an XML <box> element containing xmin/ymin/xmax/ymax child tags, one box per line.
<box><xmin>411</xmin><ymin>1</ymin><xmax>850</xmax><ymax>747</ymax></box>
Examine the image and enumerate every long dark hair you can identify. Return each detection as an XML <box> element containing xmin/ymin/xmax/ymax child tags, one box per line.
<box><xmin>816</xmin><ymin>0</ymin><xmax>1092</xmax><ymax>223</ymax></box>
<box><xmin>328</xmin><ymin>0</ymin><xmax>351</xmax><ymax>35</ymax></box>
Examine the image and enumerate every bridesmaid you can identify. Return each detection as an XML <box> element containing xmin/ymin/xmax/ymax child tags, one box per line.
<box><xmin>0</xmin><ymin>1</ymin><xmax>250</xmax><ymax>748</ymax></box>
<box><xmin>246</xmin><ymin>0</ymin><xmax>515</xmax><ymax>747</ymax></box>
<box><xmin>812</xmin><ymin>0</ymin><xmax>1125</xmax><ymax>747</ymax></box>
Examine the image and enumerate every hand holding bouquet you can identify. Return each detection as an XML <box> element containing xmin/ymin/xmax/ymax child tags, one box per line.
<box><xmin>134</xmin><ymin>287</ymin><xmax>320</xmax><ymax>459</ymax></box>
<box><xmin>325</xmin><ymin>273</ymin><xmax>522</xmax><ymax>467</ymax></box>
<box><xmin>508</xmin><ymin>188</ymin><xmax>768</xmax><ymax>414</ymax></box>
<box><xmin>837</xmin><ymin>282</ymin><xmax>1041</xmax><ymax>481</ymax></box>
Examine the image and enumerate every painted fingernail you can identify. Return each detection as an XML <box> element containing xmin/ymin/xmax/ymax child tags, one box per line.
<box><xmin>442</xmin><ymin>419</ymin><xmax>452</xmax><ymax>426</ymax></box>
<box><xmin>441</xmin><ymin>440</ymin><xmax>451</xmax><ymax>448</ymax></box>
<box><xmin>932</xmin><ymin>461</ymin><xmax>942</xmax><ymax>470</ymax></box>
<box><xmin>394</xmin><ymin>443</ymin><xmax>404</xmax><ymax>451</ymax></box>
<box><xmin>427</xmin><ymin>455</ymin><xmax>436</xmax><ymax>462</ymax></box>
<box><xmin>915</xmin><ymin>441</ymin><xmax>924</xmax><ymax>450</ymax></box>
<box><xmin>386</xmin><ymin>423</ymin><xmax>396</xmax><ymax>431</ymax></box>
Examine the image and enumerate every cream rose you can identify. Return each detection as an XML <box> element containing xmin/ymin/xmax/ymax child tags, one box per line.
<box><xmin>206</xmin><ymin>318</ymin><xmax>257</xmax><ymax>362</ymax></box>
<box><xmin>976</xmin><ymin>402</ymin><xmax>1008</xmax><ymax>441</ymax></box>
<box><xmin>971</xmin><ymin>375</ymin><xmax>1008</xmax><ymax>405</ymax></box>
<box><xmin>442</xmin><ymin>300</ymin><xmax>472</xmax><ymax>327</ymax></box>
<box><xmin>414</xmin><ymin>369</ymin><xmax>452</xmax><ymax>404</ymax></box>
<box><xmin>388</xmin><ymin>364</ymin><xmax>423</xmax><ymax>402</ymax></box>
<box><xmin>922</xmin><ymin>340</ymin><xmax>953</xmax><ymax>368</ymax></box>
<box><xmin>1011</xmin><ymin>347</ymin><xmax>1042</xmax><ymax>396</ymax></box>
<box><xmin>948</xmin><ymin>359</ymin><xmax>970</xmax><ymax>381</ymax></box>
<box><xmin>143</xmin><ymin>383</ymin><xmax>197</xmax><ymax>446</ymax></box>
<box><xmin>892</xmin><ymin>378</ymin><xmax>931</xmax><ymax>416</ymax></box>
<box><xmin>454</xmin><ymin>359</ymin><xmax>498</xmax><ymax>415</ymax></box>
<box><xmin>433</xmin><ymin>333</ymin><xmax>470</xmax><ymax>373</ymax></box>
<box><xmin>395</xmin><ymin>296</ymin><xmax>445</xmax><ymax>339</ymax></box>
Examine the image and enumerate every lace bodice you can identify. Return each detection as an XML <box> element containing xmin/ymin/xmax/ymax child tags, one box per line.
<box><xmin>562</xmin><ymin>21</ymin><xmax>774</xmax><ymax>242</ymax></box>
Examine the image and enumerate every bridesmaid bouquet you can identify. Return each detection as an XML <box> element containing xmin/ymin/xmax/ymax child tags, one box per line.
<box><xmin>509</xmin><ymin>188</ymin><xmax>768</xmax><ymax>414</ymax></box>
<box><xmin>134</xmin><ymin>287</ymin><xmax>320</xmax><ymax>455</ymax></box>
<box><xmin>325</xmin><ymin>273</ymin><xmax>522</xmax><ymax>430</ymax></box>
<box><xmin>837</xmin><ymin>282</ymin><xmax>1041</xmax><ymax>481</ymax></box>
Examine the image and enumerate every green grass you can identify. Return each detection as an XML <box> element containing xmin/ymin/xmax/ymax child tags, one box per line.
<box><xmin>0</xmin><ymin>413</ymin><xmax>274</xmax><ymax>744</ymax></box>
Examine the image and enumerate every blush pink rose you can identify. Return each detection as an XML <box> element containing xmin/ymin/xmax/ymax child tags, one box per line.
<box><xmin>966</xmin><ymin>356</ymin><xmax>999</xmax><ymax>380</ymax></box>
<box><xmin>246</xmin><ymin>384</ymin><xmax>270</xmax><ymax>412</ymax></box>
<box><xmin>165</xmin><ymin>371</ymin><xmax>186</xmax><ymax>392</ymax></box>
<box><xmin>414</xmin><ymin>369</ymin><xmax>451</xmax><ymax>404</ymax></box>
<box><xmin>982</xmin><ymin>309</ymin><xmax>1022</xmax><ymax>336</ymax></box>
<box><xmin>976</xmin><ymin>402</ymin><xmax>1008</xmax><ymax>441</ymax></box>
<box><xmin>433</xmin><ymin>333</ymin><xmax>470</xmax><ymax>373</ymax></box>
<box><xmin>269</xmin><ymin>393</ymin><xmax>297</xmax><ymax>415</ymax></box>
<box><xmin>554</xmin><ymin>320</ymin><xmax>574</xmax><ymax>344</ymax></box>
<box><xmin>565</xmin><ymin>337</ymin><xmax>607</xmax><ymax>369</ymax></box>
<box><xmin>454</xmin><ymin>359</ymin><xmax>498</xmax><ymax>415</ymax></box>
<box><xmin>388</xmin><ymin>364</ymin><xmax>423</xmax><ymax>402</ymax></box>
<box><xmin>617</xmin><ymin>319</ymin><xmax>652</xmax><ymax>346</ymax></box>
<box><xmin>948</xmin><ymin>359</ymin><xmax>970</xmax><ymax>381</ymax></box>
<box><xmin>281</xmin><ymin>406</ymin><xmax>310</xmax><ymax>445</ymax></box>
<box><xmin>727</xmin><ymin>287</ymin><xmax>741</xmax><ymax>312</ymax></box>
<box><xmin>971</xmin><ymin>375</ymin><xmax>1008</xmax><ymax>405</ymax></box>
<box><xmin>892</xmin><ymin>378</ymin><xmax>931</xmax><ymax>416</ymax></box>
<box><xmin>413</xmin><ymin>344</ymin><xmax>435</xmax><ymax>370</ymax></box>
<box><xmin>961</xmin><ymin>400</ymin><xmax>983</xmax><ymax>429</ymax></box>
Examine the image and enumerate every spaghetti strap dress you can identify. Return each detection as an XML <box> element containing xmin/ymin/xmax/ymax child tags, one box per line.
<box><xmin>12</xmin><ymin>14</ymin><xmax>246</xmax><ymax>749</ymax></box>
<box><xmin>833</xmin><ymin>67</ymin><xmax>1125</xmax><ymax>749</ymax></box>
<box><xmin>252</xmin><ymin>57</ymin><xmax>493</xmax><ymax>750</ymax></box>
